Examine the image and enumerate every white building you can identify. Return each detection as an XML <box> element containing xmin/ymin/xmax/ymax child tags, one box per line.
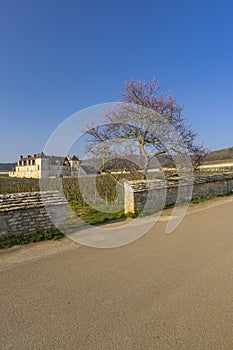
<box><xmin>9</xmin><ymin>153</ymin><xmax>80</xmax><ymax>178</ymax></box>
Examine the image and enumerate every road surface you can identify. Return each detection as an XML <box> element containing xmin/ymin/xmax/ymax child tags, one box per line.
<box><xmin>0</xmin><ymin>197</ymin><xmax>233</xmax><ymax>349</ymax></box>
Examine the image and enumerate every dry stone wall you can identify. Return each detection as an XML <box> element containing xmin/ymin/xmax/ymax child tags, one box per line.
<box><xmin>0</xmin><ymin>191</ymin><xmax>67</xmax><ymax>240</ymax></box>
<box><xmin>124</xmin><ymin>173</ymin><xmax>233</xmax><ymax>214</ymax></box>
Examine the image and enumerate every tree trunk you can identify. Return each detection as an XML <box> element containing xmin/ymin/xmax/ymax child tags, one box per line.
<box><xmin>143</xmin><ymin>157</ymin><xmax>150</xmax><ymax>179</ymax></box>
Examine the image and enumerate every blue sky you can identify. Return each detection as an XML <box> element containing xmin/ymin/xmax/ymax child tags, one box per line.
<box><xmin>0</xmin><ymin>0</ymin><xmax>233</xmax><ymax>162</ymax></box>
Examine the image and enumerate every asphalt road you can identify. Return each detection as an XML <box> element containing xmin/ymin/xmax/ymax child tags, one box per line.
<box><xmin>0</xmin><ymin>197</ymin><xmax>233</xmax><ymax>350</ymax></box>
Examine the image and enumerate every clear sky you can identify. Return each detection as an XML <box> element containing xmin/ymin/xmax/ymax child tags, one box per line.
<box><xmin>0</xmin><ymin>0</ymin><xmax>233</xmax><ymax>162</ymax></box>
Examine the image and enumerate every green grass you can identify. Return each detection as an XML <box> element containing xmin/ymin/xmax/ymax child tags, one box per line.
<box><xmin>69</xmin><ymin>202</ymin><xmax>127</xmax><ymax>225</ymax></box>
<box><xmin>0</xmin><ymin>229</ymin><xmax>64</xmax><ymax>249</ymax></box>
<box><xmin>190</xmin><ymin>195</ymin><xmax>218</xmax><ymax>204</ymax></box>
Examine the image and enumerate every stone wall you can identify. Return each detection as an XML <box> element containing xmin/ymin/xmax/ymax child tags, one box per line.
<box><xmin>124</xmin><ymin>173</ymin><xmax>233</xmax><ymax>214</ymax></box>
<box><xmin>0</xmin><ymin>191</ymin><xmax>67</xmax><ymax>240</ymax></box>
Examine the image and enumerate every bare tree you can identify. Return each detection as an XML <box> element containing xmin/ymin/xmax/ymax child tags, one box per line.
<box><xmin>191</xmin><ymin>144</ymin><xmax>209</xmax><ymax>171</ymax></box>
<box><xmin>86</xmin><ymin>78</ymin><xmax>207</xmax><ymax>178</ymax></box>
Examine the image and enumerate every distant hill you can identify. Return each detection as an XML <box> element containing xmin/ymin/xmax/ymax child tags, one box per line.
<box><xmin>0</xmin><ymin>163</ymin><xmax>16</xmax><ymax>171</ymax></box>
<box><xmin>158</xmin><ymin>147</ymin><xmax>233</xmax><ymax>166</ymax></box>
<box><xmin>204</xmin><ymin>147</ymin><xmax>233</xmax><ymax>163</ymax></box>
<box><xmin>144</xmin><ymin>147</ymin><xmax>233</xmax><ymax>167</ymax></box>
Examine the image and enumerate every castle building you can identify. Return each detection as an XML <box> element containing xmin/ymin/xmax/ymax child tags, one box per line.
<box><xmin>9</xmin><ymin>153</ymin><xmax>80</xmax><ymax>178</ymax></box>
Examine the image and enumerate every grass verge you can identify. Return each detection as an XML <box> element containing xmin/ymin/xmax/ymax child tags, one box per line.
<box><xmin>69</xmin><ymin>202</ymin><xmax>127</xmax><ymax>225</ymax></box>
<box><xmin>0</xmin><ymin>229</ymin><xmax>64</xmax><ymax>249</ymax></box>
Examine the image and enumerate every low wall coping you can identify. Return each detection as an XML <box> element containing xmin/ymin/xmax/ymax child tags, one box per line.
<box><xmin>124</xmin><ymin>173</ymin><xmax>233</xmax><ymax>193</ymax></box>
<box><xmin>0</xmin><ymin>191</ymin><xmax>67</xmax><ymax>213</ymax></box>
